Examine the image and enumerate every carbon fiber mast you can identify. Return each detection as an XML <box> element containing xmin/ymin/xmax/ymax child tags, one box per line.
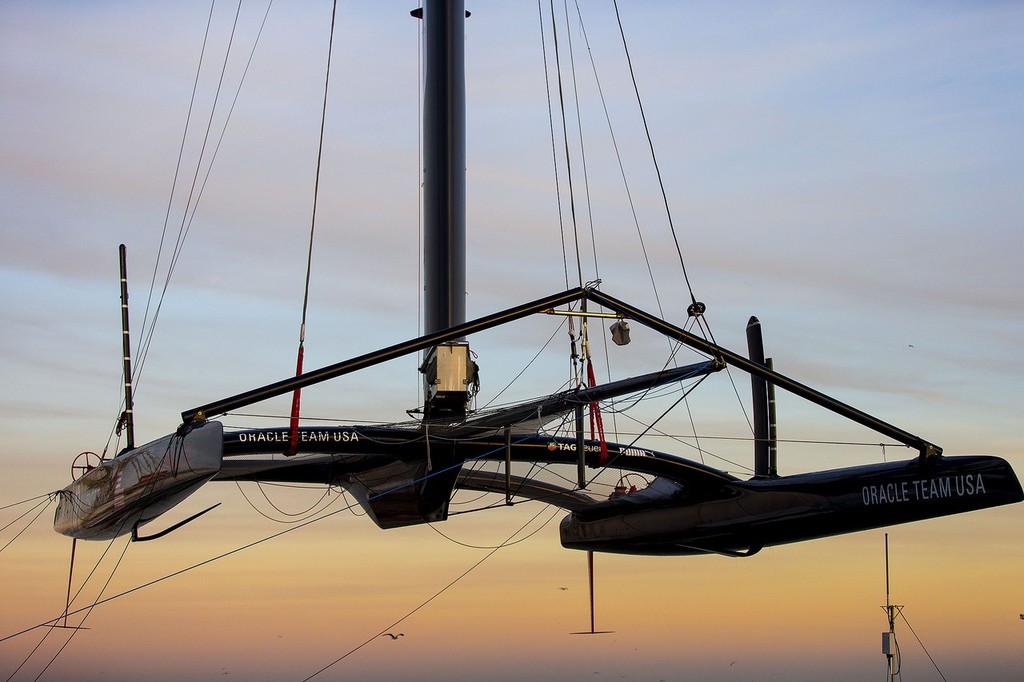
<box><xmin>417</xmin><ymin>0</ymin><xmax>475</xmax><ymax>421</ymax></box>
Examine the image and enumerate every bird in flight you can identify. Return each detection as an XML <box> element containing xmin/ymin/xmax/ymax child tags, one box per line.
<box><xmin>381</xmin><ymin>633</ymin><xmax>404</xmax><ymax>640</ymax></box>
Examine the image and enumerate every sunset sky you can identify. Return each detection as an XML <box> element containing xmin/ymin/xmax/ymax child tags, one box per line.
<box><xmin>2</xmin><ymin>2</ymin><xmax>1023</xmax><ymax>680</ymax></box>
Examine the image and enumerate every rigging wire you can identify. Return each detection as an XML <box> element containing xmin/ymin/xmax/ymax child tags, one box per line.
<box><xmin>426</xmin><ymin>506</ymin><xmax>560</xmax><ymax>550</ymax></box>
<box><xmin>136</xmin><ymin>0</ymin><xmax>218</xmax><ymax>383</ymax></box>
<box><xmin>618</xmin><ymin>373</ymin><xmax>713</xmax><ymax>455</ymax></box>
<box><xmin>70</xmin><ymin>0</ymin><xmax>276</xmax><ymax>510</ymax></box>
<box><xmin>897</xmin><ymin>610</ymin><xmax>949</xmax><ymax>682</ymax></box>
<box><xmin>288</xmin><ymin>0</ymin><xmax>339</xmax><ymax>456</ymax></box>
<box><xmin>556</xmin><ymin>1</ymin><xmax>625</xmax><ymax>448</ymax></box>
<box><xmin>559</xmin><ymin>0</ymin><xmax>601</xmax><ymax>284</ymax></box>
<box><xmin>135</xmin><ymin>0</ymin><xmax>246</xmax><ymax>387</ymax></box>
<box><xmin>4</xmin><ymin>532</ymin><xmax>132</xmax><ymax>682</ymax></box>
<box><xmin>0</xmin><ymin>492</ymin><xmax>55</xmax><ymax>513</ymax></box>
<box><xmin>572</xmin><ymin>0</ymin><xmax>664</xmax><ymax>320</ymax></box>
<box><xmin>298</xmin><ymin>503</ymin><xmax>557</xmax><ymax>682</ymax></box>
<box><xmin>537</xmin><ymin>0</ymin><xmax>574</xmax><ymax>291</ymax></box>
<box><xmin>677</xmin><ymin>319</ymin><xmax>709</xmax><ymax>457</ymax></box>
<box><xmin>134</xmin><ymin>0</ymin><xmax>274</xmax><ymax>403</ymax></box>
<box><xmin>5</xmin><ymin>439</ymin><xmax>200</xmax><ymax>680</ymax></box>
<box><xmin>610</xmin><ymin>0</ymin><xmax>702</xmax><ymax>319</ymax></box>
<box><xmin>0</xmin><ymin>497</ymin><xmax>52</xmax><ymax>555</ymax></box>
<box><xmin>610</xmin><ymin>407</ymin><xmax>751</xmax><ymax>474</ymax></box>
<box><xmin>477</xmin><ymin>316</ymin><xmax>568</xmax><ymax>410</ymax></box>
<box><xmin>28</xmin><ymin>539</ymin><xmax>133</xmax><ymax>682</ymax></box>
<box><xmin>233</xmin><ymin>480</ymin><xmax>338</xmax><ymax>523</ymax></box>
<box><xmin>0</xmin><ymin>499</ymin><xmax>366</xmax><ymax>646</ymax></box>
<box><xmin>339</xmin><ymin>488</ymin><xmax>368</xmax><ymax>517</ymax></box>
<box><xmin>1</xmin><ymin>435</ymin><xmax>534</xmax><ymax>646</ymax></box>
<box><xmin>577</xmin><ymin>370</ymin><xmax>729</xmax><ymax>485</ymax></box>
<box><xmin>547</xmin><ymin>0</ymin><xmax>584</xmax><ymax>289</ymax></box>
<box><xmin>554</xmin><ymin>0</ymin><xmax>736</xmax><ymax>464</ymax></box>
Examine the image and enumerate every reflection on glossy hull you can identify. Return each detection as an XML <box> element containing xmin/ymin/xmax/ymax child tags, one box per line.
<box><xmin>216</xmin><ymin>425</ymin><xmax>1022</xmax><ymax>556</ymax></box>
<box><xmin>559</xmin><ymin>455</ymin><xmax>1023</xmax><ymax>555</ymax></box>
<box><xmin>54</xmin><ymin>421</ymin><xmax>222</xmax><ymax>540</ymax></box>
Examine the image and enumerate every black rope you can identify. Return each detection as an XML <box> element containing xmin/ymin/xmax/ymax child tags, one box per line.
<box><xmin>548</xmin><ymin>0</ymin><xmax>584</xmax><ymax>288</ymax></box>
<box><xmin>297</xmin><ymin>0</ymin><xmax>338</xmax><ymax>348</ymax></box>
<box><xmin>537</xmin><ymin>0</ymin><xmax>572</xmax><ymax>290</ymax></box>
<box><xmin>233</xmin><ymin>479</ymin><xmax>338</xmax><ymax>523</ymax></box>
<box><xmin>572</xmin><ymin>1</ymin><xmax>665</xmax><ymax>320</ymax></box>
<box><xmin>137</xmin><ymin>0</ymin><xmax>246</xmax><ymax>388</ymax></box>
<box><xmin>0</xmin><ymin>498</ymin><xmax>51</xmax><ymax>553</ymax></box>
<box><xmin>298</xmin><ymin>504</ymin><xmax>556</xmax><ymax>681</ymax></box>
<box><xmin>478</xmin><ymin>316</ymin><xmax>567</xmax><ymax>410</ymax></box>
<box><xmin>898</xmin><ymin>610</ymin><xmax>949</xmax><ymax>682</ymax></box>
<box><xmin>608</xmin><ymin>395</ymin><xmax>752</xmax><ymax>474</ymax></box>
<box><xmin>611</xmin><ymin>0</ymin><xmax>701</xmax><ymax>314</ymax></box>
<box><xmin>29</xmin><ymin>539</ymin><xmax>133</xmax><ymax>682</ymax></box>
<box><xmin>0</xmin><ymin>491</ymin><xmax>54</xmax><ymax>513</ymax></box>
<box><xmin>560</xmin><ymin>0</ymin><xmax>601</xmax><ymax>283</ymax></box>
<box><xmin>135</xmin><ymin>1</ymin><xmax>275</xmax><ymax>403</ymax></box>
<box><xmin>3</xmin><ymin>528</ymin><xmax>131</xmax><ymax>682</ymax></box>
<box><xmin>426</xmin><ymin>506</ymin><xmax>559</xmax><ymax>550</ymax></box>
<box><xmin>1</xmin><ymin>435</ymin><xmax>534</xmax><ymax>646</ymax></box>
<box><xmin>137</xmin><ymin>0</ymin><xmax>218</xmax><ymax>385</ymax></box>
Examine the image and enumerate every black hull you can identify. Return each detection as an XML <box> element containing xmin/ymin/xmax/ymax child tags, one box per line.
<box><xmin>217</xmin><ymin>426</ymin><xmax>733</xmax><ymax>528</ymax></box>
<box><xmin>559</xmin><ymin>455</ymin><xmax>1023</xmax><ymax>555</ymax></box>
<box><xmin>217</xmin><ymin>426</ymin><xmax>1022</xmax><ymax>555</ymax></box>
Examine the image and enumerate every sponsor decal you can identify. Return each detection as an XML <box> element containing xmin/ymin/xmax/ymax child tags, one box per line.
<box><xmin>237</xmin><ymin>430</ymin><xmax>360</xmax><ymax>444</ymax></box>
<box><xmin>861</xmin><ymin>474</ymin><xmax>987</xmax><ymax>506</ymax></box>
<box><xmin>547</xmin><ymin>442</ymin><xmax>653</xmax><ymax>458</ymax></box>
<box><xmin>550</xmin><ymin>441</ymin><xmax>609</xmax><ymax>454</ymax></box>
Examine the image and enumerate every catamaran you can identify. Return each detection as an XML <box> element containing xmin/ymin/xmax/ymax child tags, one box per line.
<box><xmin>52</xmin><ymin>1</ymin><xmax>1022</xmax><ymax>565</ymax></box>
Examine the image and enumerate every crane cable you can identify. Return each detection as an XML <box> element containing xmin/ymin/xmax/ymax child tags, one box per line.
<box><xmin>611</xmin><ymin>0</ymin><xmax>709</xmax><ymax>333</ymax></box>
<box><xmin>288</xmin><ymin>0</ymin><xmax>339</xmax><ymax>456</ymax></box>
<box><xmin>137</xmin><ymin>0</ymin><xmax>270</xmax><ymax>389</ymax></box>
<box><xmin>543</xmin><ymin>0</ymin><xmax>584</xmax><ymax>290</ymax></box>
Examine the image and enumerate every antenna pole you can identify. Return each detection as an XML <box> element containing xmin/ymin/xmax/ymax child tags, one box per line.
<box><xmin>886</xmin><ymin>533</ymin><xmax>894</xmax><ymax>681</ymax></box>
<box><xmin>881</xmin><ymin>533</ymin><xmax>902</xmax><ymax>681</ymax></box>
<box><xmin>118</xmin><ymin>244</ymin><xmax>135</xmax><ymax>449</ymax></box>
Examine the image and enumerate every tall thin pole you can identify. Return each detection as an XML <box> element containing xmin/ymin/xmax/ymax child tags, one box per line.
<box><xmin>886</xmin><ymin>533</ymin><xmax>893</xmax><ymax>681</ymax></box>
<box><xmin>62</xmin><ymin>538</ymin><xmax>77</xmax><ymax>628</ymax></box>
<box><xmin>766</xmin><ymin>357</ymin><xmax>778</xmax><ymax>477</ymax></box>
<box><xmin>883</xmin><ymin>533</ymin><xmax>901</xmax><ymax>682</ymax></box>
<box><xmin>587</xmin><ymin>550</ymin><xmax>595</xmax><ymax>634</ymax></box>
<box><xmin>118</xmin><ymin>244</ymin><xmax>135</xmax><ymax>449</ymax></box>
<box><xmin>421</xmin><ymin>0</ymin><xmax>466</xmax><ymax>335</ymax></box>
<box><xmin>746</xmin><ymin>316</ymin><xmax>769</xmax><ymax>477</ymax></box>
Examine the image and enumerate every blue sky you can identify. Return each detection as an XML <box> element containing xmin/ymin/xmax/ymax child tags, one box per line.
<box><xmin>2</xmin><ymin>2</ymin><xmax>1023</xmax><ymax>680</ymax></box>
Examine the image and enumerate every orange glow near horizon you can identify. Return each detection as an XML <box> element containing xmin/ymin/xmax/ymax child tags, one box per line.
<box><xmin>3</xmin><ymin>490</ymin><xmax>1022</xmax><ymax>681</ymax></box>
<box><xmin>4</xmin><ymin>2</ymin><xmax>1024</xmax><ymax>681</ymax></box>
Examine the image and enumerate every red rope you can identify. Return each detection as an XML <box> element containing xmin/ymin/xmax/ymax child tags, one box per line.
<box><xmin>287</xmin><ymin>0</ymin><xmax>339</xmax><ymax>456</ymax></box>
<box><xmin>586</xmin><ymin>358</ymin><xmax>608</xmax><ymax>466</ymax></box>
<box><xmin>287</xmin><ymin>343</ymin><xmax>304</xmax><ymax>456</ymax></box>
